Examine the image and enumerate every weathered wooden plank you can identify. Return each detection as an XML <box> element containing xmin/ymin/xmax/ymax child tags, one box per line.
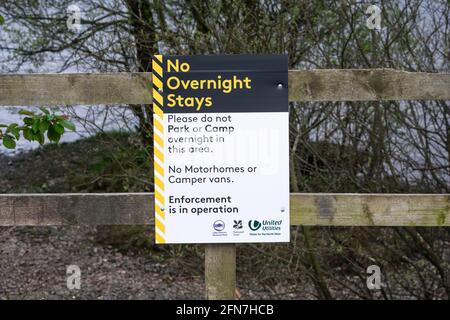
<box><xmin>205</xmin><ymin>244</ymin><xmax>236</xmax><ymax>300</ymax></box>
<box><xmin>289</xmin><ymin>69</ymin><xmax>450</xmax><ymax>101</ymax></box>
<box><xmin>0</xmin><ymin>193</ymin><xmax>448</xmax><ymax>227</ymax></box>
<box><xmin>0</xmin><ymin>69</ymin><xmax>448</xmax><ymax>106</ymax></box>
<box><xmin>0</xmin><ymin>73</ymin><xmax>153</xmax><ymax>106</ymax></box>
<box><xmin>290</xmin><ymin>193</ymin><xmax>450</xmax><ymax>227</ymax></box>
<box><xmin>0</xmin><ymin>193</ymin><xmax>153</xmax><ymax>226</ymax></box>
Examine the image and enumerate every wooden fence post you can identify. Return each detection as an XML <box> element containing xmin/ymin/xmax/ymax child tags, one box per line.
<box><xmin>205</xmin><ymin>244</ymin><xmax>236</xmax><ymax>300</ymax></box>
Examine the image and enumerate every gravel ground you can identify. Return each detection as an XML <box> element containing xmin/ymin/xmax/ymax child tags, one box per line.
<box><xmin>0</xmin><ymin>226</ymin><xmax>204</xmax><ymax>300</ymax></box>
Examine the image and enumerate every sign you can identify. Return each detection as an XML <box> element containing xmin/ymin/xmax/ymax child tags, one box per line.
<box><xmin>152</xmin><ymin>54</ymin><xmax>289</xmax><ymax>244</ymax></box>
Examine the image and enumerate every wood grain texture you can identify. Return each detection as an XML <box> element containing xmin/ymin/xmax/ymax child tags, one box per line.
<box><xmin>0</xmin><ymin>69</ymin><xmax>448</xmax><ymax>106</ymax></box>
<box><xmin>0</xmin><ymin>73</ymin><xmax>153</xmax><ymax>106</ymax></box>
<box><xmin>288</xmin><ymin>69</ymin><xmax>450</xmax><ymax>101</ymax></box>
<box><xmin>205</xmin><ymin>244</ymin><xmax>236</xmax><ymax>300</ymax></box>
<box><xmin>0</xmin><ymin>193</ymin><xmax>153</xmax><ymax>226</ymax></box>
<box><xmin>0</xmin><ymin>193</ymin><xmax>448</xmax><ymax>226</ymax></box>
<box><xmin>290</xmin><ymin>193</ymin><xmax>450</xmax><ymax>227</ymax></box>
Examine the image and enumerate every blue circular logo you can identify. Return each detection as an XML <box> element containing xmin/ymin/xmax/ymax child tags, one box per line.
<box><xmin>213</xmin><ymin>220</ymin><xmax>225</xmax><ymax>231</ymax></box>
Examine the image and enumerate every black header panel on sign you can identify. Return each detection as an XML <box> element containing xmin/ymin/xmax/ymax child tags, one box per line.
<box><xmin>159</xmin><ymin>54</ymin><xmax>288</xmax><ymax>113</ymax></box>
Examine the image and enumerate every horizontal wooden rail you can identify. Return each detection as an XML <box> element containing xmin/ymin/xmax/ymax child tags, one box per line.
<box><xmin>0</xmin><ymin>193</ymin><xmax>448</xmax><ymax>227</ymax></box>
<box><xmin>289</xmin><ymin>69</ymin><xmax>450</xmax><ymax>101</ymax></box>
<box><xmin>0</xmin><ymin>69</ymin><xmax>448</xmax><ymax>106</ymax></box>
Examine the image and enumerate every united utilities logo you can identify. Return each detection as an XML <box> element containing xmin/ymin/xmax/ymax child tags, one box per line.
<box><xmin>249</xmin><ymin>219</ymin><xmax>283</xmax><ymax>233</ymax></box>
<box><xmin>248</xmin><ymin>220</ymin><xmax>262</xmax><ymax>231</ymax></box>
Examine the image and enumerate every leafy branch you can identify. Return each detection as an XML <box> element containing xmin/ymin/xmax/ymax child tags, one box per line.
<box><xmin>0</xmin><ymin>108</ymin><xmax>76</xmax><ymax>149</ymax></box>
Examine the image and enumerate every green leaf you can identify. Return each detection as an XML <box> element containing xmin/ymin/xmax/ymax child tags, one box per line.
<box><xmin>18</xmin><ymin>109</ymin><xmax>35</xmax><ymax>116</ymax></box>
<box><xmin>32</xmin><ymin>118</ymin><xmax>41</xmax><ymax>133</ymax></box>
<box><xmin>0</xmin><ymin>15</ymin><xmax>4</xmax><ymax>26</ymax></box>
<box><xmin>6</xmin><ymin>124</ymin><xmax>20</xmax><ymax>139</ymax></box>
<box><xmin>38</xmin><ymin>133</ymin><xmax>45</xmax><ymax>145</ymax></box>
<box><xmin>23</xmin><ymin>117</ymin><xmax>34</xmax><ymax>126</ymax></box>
<box><xmin>6</xmin><ymin>123</ymin><xmax>18</xmax><ymax>131</ymax></box>
<box><xmin>23</xmin><ymin>128</ymin><xmax>32</xmax><ymax>141</ymax></box>
<box><xmin>53</xmin><ymin>123</ymin><xmax>65</xmax><ymax>135</ymax></box>
<box><xmin>2</xmin><ymin>135</ymin><xmax>16</xmax><ymax>149</ymax></box>
<box><xmin>39</xmin><ymin>107</ymin><xmax>50</xmax><ymax>115</ymax></box>
<box><xmin>12</xmin><ymin>129</ymin><xmax>20</xmax><ymax>139</ymax></box>
<box><xmin>47</xmin><ymin>126</ymin><xmax>61</xmax><ymax>142</ymax></box>
<box><xmin>39</xmin><ymin>120</ymin><xmax>50</xmax><ymax>132</ymax></box>
<box><xmin>60</xmin><ymin>120</ymin><xmax>76</xmax><ymax>131</ymax></box>
<box><xmin>31</xmin><ymin>131</ymin><xmax>40</xmax><ymax>142</ymax></box>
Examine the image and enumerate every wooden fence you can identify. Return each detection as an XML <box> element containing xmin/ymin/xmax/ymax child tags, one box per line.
<box><xmin>1</xmin><ymin>69</ymin><xmax>449</xmax><ymax>299</ymax></box>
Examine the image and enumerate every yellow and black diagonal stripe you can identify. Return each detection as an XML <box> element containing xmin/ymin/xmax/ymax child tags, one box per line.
<box><xmin>152</xmin><ymin>55</ymin><xmax>165</xmax><ymax>244</ymax></box>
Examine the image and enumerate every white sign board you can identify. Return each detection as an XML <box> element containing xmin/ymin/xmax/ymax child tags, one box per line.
<box><xmin>152</xmin><ymin>55</ymin><xmax>289</xmax><ymax>244</ymax></box>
